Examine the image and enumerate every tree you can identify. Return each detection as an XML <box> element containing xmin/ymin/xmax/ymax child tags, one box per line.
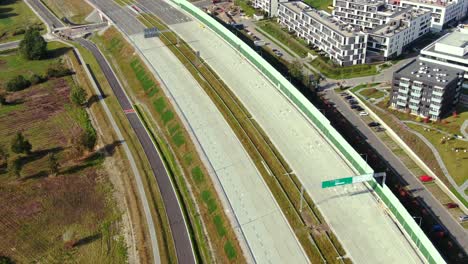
<box><xmin>0</xmin><ymin>256</ymin><xmax>14</xmax><ymax>264</ymax></box>
<box><xmin>288</xmin><ymin>59</ymin><xmax>303</xmax><ymax>81</ymax></box>
<box><xmin>0</xmin><ymin>145</ymin><xmax>8</xmax><ymax>165</ymax></box>
<box><xmin>70</xmin><ymin>86</ymin><xmax>87</xmax><ymax>106</ymax></box>
<box><xmin>10</xmin><ymin>132</ymin><xmax>32</xmax><ymax>154</ymax></box>
<box><xmin>81</xmin><ymin>128</ymin><xmax>97</xmax><ymax>151</ymax></box>
<box><xmin>47</xmin><ymin>153</ymin><xmax>59</xmax><ymax>176</ymax></box>
<box><xmin>8</xmin><ymin>158</ymin><xmax>21</xmax><ymax>178</ymax></box>
<box><xmin>6</xmin><ymin>75</ymin><xmax>31</xmax><ymax>92</ymax></box>
<box><xmin>19</xmin><ymin>28</ymin><xmax>47</xmax><ymax>60</ymax></box>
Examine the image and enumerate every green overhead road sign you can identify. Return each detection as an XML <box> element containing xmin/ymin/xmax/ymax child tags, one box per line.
<box><xmin>321</xmin><ymin>173</ymin><xmax>379</xmax><ymax>189</ymax></box>
<box><xmin>322</xmin><ymin>177</ymin><xmax>353</xmax><ymax>188</ymax></box>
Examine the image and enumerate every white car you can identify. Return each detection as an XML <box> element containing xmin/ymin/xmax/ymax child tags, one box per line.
<box><xmin>359</xmin><ymin>111</ymin><xmax>369</xmax><ymax>116</ymax></box>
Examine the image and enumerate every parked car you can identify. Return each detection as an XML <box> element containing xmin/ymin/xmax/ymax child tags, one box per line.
<box><xmin>355</xmin><ymin>106</ymin><xmax>364</xmax><ymax>111</ymax></box>
<box><xmin>350</xmin><ymin>105</ymin><xmax>359</xmax><ymax>109</ymax></box>
<box><xmin>345</xmin><ymin>95</ymin><xmax>353</xmax><ymax>100</ymax></box>
<box><xmin>340</xmin><ymin>92</ymin><xmax>348</xmax><ymax>96</ymax></box>
<box><xmin>368</xmin><ymin>121</ymin><xmax>380</xmax><ymax>127</ymax></box>
<box><xmin>348</xmin><ymin>100</ymin><xmax>358</xmax><ymax>105</ymax></box>
<box><xmin>375</xmin><ymin>127</ymin><xmax>386</xmax><ymax>132</ymax></box>
<box><xmin>459</xmin><ymin>215</ymin><xmax>468</xmax><ymax>222</ymax></box>
<box><xmin>419</xmin><ymin>175</ymin><xmax>434</xmax><ymax>182</ymax></box>
<box><xmin>445</xmin><ymin>202</ymin><xmax>459</xmax><ymax>209</ymax></box>
<box><xmin>359</xmin><ymin>111</ymin><xmax>369</xmax><ymax>116</ymax></box>
<box><xmin>254</xmin><ymin>40</ymin><xmax>266</xmax><ymax>46</ymax></box>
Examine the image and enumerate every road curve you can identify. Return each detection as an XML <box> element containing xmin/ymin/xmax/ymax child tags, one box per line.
<box><xmin>76</xmin><ymin>38</ymin><xmax>196</xmax><ymax>264</ymax></box>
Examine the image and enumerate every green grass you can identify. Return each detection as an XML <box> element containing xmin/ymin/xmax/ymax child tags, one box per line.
<box><xmin>191</xmin><ymin>166</ymin><xmax>205</xmax><ymax>183</ymax></box>
<box><xmin>201</xmin><ymin>190</ymin><xmax>217</xmax><ymax>214</ymax></box>
<box><xmin>256</xmin><ymin>20</ymin><xmax>310</xmax><ymax>58</ymax></box>
<box><xmin>360</xmin><ymin>88</ymin><xmax>386</xmax><ymax>99</ymax></box>
<box><xmin>41</xmin><ymin>0</ymin><xmax>93</xmax><ymax>25</ymax></box>
<box><xmin>310</xmin><ymin>56</ymin><xmax>378</xmax><ymax>79</ymax></box>
<box><xmin>0</xmin><ymin>0</ymin><xmax>44</xmax><ymax>43</ymax></box>
<box><xmin>303</xmin><ymin>0</ymin><xmax>333</xmax><ymax>12</ymax></box>
<box><xmin>0</xmin><ymin>42</ymin><xmax>69</xmax><ymax>85</ymax></box>
<box><xmin>234</xmin><ymin>0</ymin><xmax>256</xmax><ymax>17</ymax></box>
<box><xmin>406</xmin><ymin>123</ymin><xmax>468</xmax><ymax>186</ymax></box>
<box><xmin>0</xmin><ymin>103</ymin><xmax>25</xmax><ymax>115</ymax></box>
<box><xmin>213</xmin><ymin>215</ymin><xmax>226</xmax><ymax>237</ymax></box>
<box><xmin>224</xmin><ymin>241</ymin><xmax>237</xmax><ymax>260</ymax></box>
<box><xmin>350</xmin><ymin>82</ymin><xmax>380</xmax><ymax>93</ymax></box>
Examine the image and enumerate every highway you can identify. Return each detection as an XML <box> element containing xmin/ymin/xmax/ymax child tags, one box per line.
<box><xmin>159</xmin><ymin>3</ymin><xmax>425</xmax><ymax>264</ymax></box>
<box><xmin>325</xmin><ymin>89</ymin><xmax>468</xmax><ymax>251</ymax></box>
<box><xmin>86</xmin><ymin>0</ymin><xmax>311</xmax><ymax>262</ymax></box>
<box><xmin>76</xmin><ymin>38</ymin><xmax>196</xmax><ymax>264</ymax></box>
<box><xmin>0</xmin><ymin>41</ymin><xmax>20</xmax><ymax>52</ymax></box>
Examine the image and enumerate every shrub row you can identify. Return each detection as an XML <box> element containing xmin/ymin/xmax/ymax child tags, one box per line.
<box><xmin>5</xmin><ymin>65</ymin><xmax>72</xmax><ymax>92</ymax></box>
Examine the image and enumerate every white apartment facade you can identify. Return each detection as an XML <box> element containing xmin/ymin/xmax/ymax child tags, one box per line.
<box><xmin>278</xmin><ymin>1</ymin><xmax>368</xmax><ymax>65</ymax></box>
<box><xmin>420</xmin><ymin>25</ymin><xmax>468</xmax><ymax>105</ymax></box>
<box><xmin>367</xmin><ymin>8</ymin><xmax>431</xmax><ymax>57</ymax></box>
<box><xmin>253</xmin><ymin>0</ymin><xmax>283</xmax><ymax>16</ymax></box>
<box><xmin>333</xmin><ymin>0</ymin><xmax>395</xmax><ymax>30</ymax></box>
<box><xmin>396</xmin><ymin>0</ymin><xmax>468</xmax><ymax>31</ymax></box>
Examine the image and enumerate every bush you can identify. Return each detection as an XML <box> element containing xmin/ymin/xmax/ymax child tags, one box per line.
<box><xmin>47</xmin><ymin>64</ymin><xmax>72</xmax><ymax>78</ymax></box>
<box><xmin>10</xmin><ymin>132</ymin><xmax>32</xmax><ymax>154</ymax></box>
<box><xmin>70</xmin><ymin>85</ymin><xmax>87</xmax><ymax>106</ymax></box>
<box><xmin>6</xmin><ymin>75</ymin><xmax>31</xmax><ymax>92</ymax></box>
<box><xmin>19</xmin><ymin>28</ymin><xmax>47</xmax><ymax>60</ymax></box>
<box><xmin>29</xmin><ymin>73</ymin><xmax>45</xmax><ymax>85</ymax></box>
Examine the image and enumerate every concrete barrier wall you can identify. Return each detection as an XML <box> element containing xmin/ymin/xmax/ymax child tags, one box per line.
<box><xmin>170</xmin><ymin>1</ymin><xmax>446</xmax><ymax>263</ymax></box>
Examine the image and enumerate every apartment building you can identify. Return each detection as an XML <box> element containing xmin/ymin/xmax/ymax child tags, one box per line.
<box><xmin>420</xmin><ymin>25</ymin><xmax>468</xmax><ymax>105</ymax></box>
<box><xmin>253</xmin><ymin>0</ymin><xmax>283</xmax><ymax>16</ymax></box>
<box><xmin>390</xmin><ymin>59</ymin><xmax>463</xmax><ymax>119</ymax></box>
<box><xmin>367</xmin><ymin>8</ymin><xmax>431</xmax><ymax>58</ymax></box>
<box><xmin>333</xmin><ymin>0</ymin><xmax>396</xmax><ymax>30</ymax></box>
<box><xmin>278</xmin><ymin>1</ymin><xmax>367</xmax><ymax>66</ymax></box>
<box><xmin>396</xmin><ymin>0</ymin><xmax>468</xmax><ymax>31</ymax></box>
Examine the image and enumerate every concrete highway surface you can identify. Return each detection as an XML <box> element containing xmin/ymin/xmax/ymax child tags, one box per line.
<box><xmin>76</xmin><ymin>38</ymin><xmax>196</xmax><ymax>264</ymax></box>
<box><xmin>160</xmin><ymin>5</ymin><xmax>425</xmax><ymax>264</ymax></box>
<box><xmin>325</xmin><ymin>89</ymin><xmax>468</xmax><ymax>251</ymax></box>
<box><xmin>86</xmin><ymin>0</ymin><xmax>311</xmax><ymax>262</ymax></box>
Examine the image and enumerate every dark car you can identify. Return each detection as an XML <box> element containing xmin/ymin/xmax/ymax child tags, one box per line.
<box><xmin>348</xmin><ymin>100</ymin><xmax>358</xmax><ymax>105</ymax></box>
<box><xmin>340</xmin><ymin>92</ymin><xmax>348</xmax><ymax>96</ymax></box>
<box><xmin>345</xmin><ymin>95</ymin><xmax>353</xmax><ymax>100</ymax></box>
<box><xmin>350</xmin><ymin>105</ymin><xmax>359</xmax><ymax>109</ymax></box>
<box><xmin>355</xmin><ymin>106</ymin><xmax>364</xmax><ymax>111</ymax></box>
<box><xmin>368</xmin><ymin>121</ymin><xmax>380</xmax><ymax>127</ymax></box>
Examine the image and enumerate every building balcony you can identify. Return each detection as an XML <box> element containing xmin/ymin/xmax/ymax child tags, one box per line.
<box><xmin>409</xmin><ymin>104</ymin><xmax>419</xmax><ymax>111</ymax></box>
<box><xmin>412</xmin><ymin>85</ymin><xmax>423</xmax><ymax>91</ymax></box>
<box><xmin>429</xmin><ymin>110</ymin><xmax>440</xmax><ymax>116</ymax></box>
<box><xmin>411</xmin><ymin>91</ymin><xmax>422</xmax><ymax>97</ymax></box>
<box><xmin>431</xmin><ymin>97</ymin><xmax>443</xmax><ymax>104</ymax></box>
<box><xmin>397</xmin><ymin>100</ymin><xmax>407</xmax><ymax>107</ymax></box>
<box><xmin>397</xmin><ymin>95</ymin><xmax>408</xmax><ymax>101</ymax></box>
<box><xmin>399</xmin><ymin>82</ymin><xmax>410</xmax><ymax>88</ymax></box>
<box><xmin>430</xmin><ymin>103</ymin><xmax>441</xmax><ymax>110</ymax></box>
<box><xmin>399</xmin><ymin>89</ymin><xmax>409</xmax><ymax>94</ymax></box>
<box><xmin>410</xmin><ymin>98</ymin><xmax>420</xmax><ymax>104</ymax></box>
<box><xmin>432</xmin><ymin>90</ymin><xmax>444</xmax><ymax>97</ymax></box>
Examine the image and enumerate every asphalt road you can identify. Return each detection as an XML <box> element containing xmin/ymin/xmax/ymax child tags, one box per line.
<box><xmin>25</xmin><ymin>0</ymin><xmax>64</xmax><ymax>28</ymax></box>
<box><xmin>325</xmin><ymin>89</ymin><xmax>468</xmax><ymax>252</ymax></box>
<box><xmin>88</xmin><ymin>0</ymin><xmax>144</xmax><ymax>35</ymax></box>
<box><xmin>0</xmin><ymin>40</ymin><xmax>20</xmax><ymax>51</ymax></box>
<box><xmin>135</xmin><ymin>0</ymin><xmax>191</xmax><ymax>25</ymax></box>
<box><xmin>76</xmin><ymin>38</ymin><xmax>196</xmax><ymax>264</ymax></box>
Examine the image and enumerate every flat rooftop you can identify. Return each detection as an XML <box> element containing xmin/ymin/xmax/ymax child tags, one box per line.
<box><xmin>423</xmin><ymin>27</ymin><xmax>468</xmax><ymax>59</ymax></box>
<box><xmin>370</xmin><ymin>8</ymin><xmax>430</xmax><ymax>36</ymax></box>
<box><xmin>338</xmin><ymin>0</ymin><xmax>385</xmax><ymax>6</ymax></box>
<box><xmin>438</xmin><ymin>30</ymin><xmax>468</xmax><ymax>48</ymax></box>
<box><xmin>395</xmin><ymin>59</ymin><xmax>463</xmax><ymax>84</ymax></box>
<box><xmin>281</xmin><ymin>1</ymin><xmax>361</xmax><ymax>37</ymax></box>
<box><xmin>401</xmin><ymin>0</ymin><xmax>457</xmax><ymax>7</ymax></box>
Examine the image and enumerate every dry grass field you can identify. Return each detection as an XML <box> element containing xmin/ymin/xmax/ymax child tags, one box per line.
<box><xmin>0</xmin><ymin>43</ymin><xmax>127</xmax><ymax>263</ymax></box>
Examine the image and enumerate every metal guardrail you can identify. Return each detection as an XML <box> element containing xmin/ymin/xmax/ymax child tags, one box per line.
<box><xmin>168</xmin><ymin>1</ymin><xmax>447</xmax><ymax>263</ymax></box>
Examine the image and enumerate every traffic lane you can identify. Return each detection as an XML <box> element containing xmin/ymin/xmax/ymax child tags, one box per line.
<box><xmin>27</xmin><ymin>0</ymin><xmax>64</xmax><ymax>28</ymax></box>
<box><xmin>89</xmin><ymin>0</ymin><xmax>144</xmax><ymax>35</ymax></box>
<box><xmin>126</xmin><ymin>113</ymin><xmax>196</xmax><ymax>264</ymax></box>
<box><xmin>326</xmin><ymin>90</ymin><xmax>468</xmax><ymax>250</ymax></box>
<box><xmin>78</xmin><ymin>38</ymin><xmax>196</xmax><ymax>264</ymax></box>
<box><xmin>135</xmin><ymin>0</ymin><xmax>191</xmax><ymax>25</ymax></box>
<box><xmin>76</xmin><ymin>38</ymin><xmax>133</xmax><ymax>110</ymax></box>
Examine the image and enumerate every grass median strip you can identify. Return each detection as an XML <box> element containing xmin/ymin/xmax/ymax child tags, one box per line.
<box><xmin>138</xmin><ymin>13</ymin><xmax>351</xmax><ymax>264</ymax></box>
<box><xmin>93</xmin><ymin>25</ymin><xmax>243</xmax><ymax>263</ymax></box>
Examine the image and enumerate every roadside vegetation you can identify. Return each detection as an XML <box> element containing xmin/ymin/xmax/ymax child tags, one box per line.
<box><xmin>234</xmin><ymin>0</ymin><xmax>256</xmax><ymax>17</ymax></box>
<box><xmin>42</xmin><ymin>0</ymin><xmax>93</xmax><ymax>24</ymax></box>
<box><xmin>138</xmin><ymin>13</ymin><xmax>351</xmax><ymax>264</ymax></box>
<box><xmin>303</xmin><ymin>0</ymin><xmax>333</xmax><ymax>12</ymax></box>
<box><xmin>0</xmin><ymin>0</ymin><xmax>44</xmax><ymax>43</ymax></box>
<box><xmin>92</xmin><ymin>26</ymin><xmax>243</xmax><ymax>263</ymax></box>
<box><xmin>0</xmin><ymin>39</ymin><xmax>127</xmax><ymax>262</ymax></box>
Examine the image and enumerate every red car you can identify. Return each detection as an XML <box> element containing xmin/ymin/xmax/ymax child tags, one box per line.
<box><xmin>445</xmin><ymin>203</ymin><xmax>459</xmax><ymax>209</ymax></box>
<box><xmin>419</xmin><ymin>175</ymin><xmax>434</xmax><ymax>182</ymax></box>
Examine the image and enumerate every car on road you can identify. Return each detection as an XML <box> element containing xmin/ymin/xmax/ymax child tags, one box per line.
<box><xmin>368</xmin><ymin>121</ymin><xmax>380</xmax><ymax>127</ymax></box>
<box><xmin>359</xmin><ymin>111</ymin><xmax>368</xmax><ymax>116</ymax></box>
<box><xmin>445</xmin><ymin>202</ymin><xmax>459</xmax><ymax>209</ymax></box>
<box><xmin>419</xmin><ymin>175</ymin><xmax>434</xmax><ymax>182</ymax></box>
<box><xmin>459</xmin><ymin>215</ymin><xmax>468</xmax><ymax>222</ymax></box>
